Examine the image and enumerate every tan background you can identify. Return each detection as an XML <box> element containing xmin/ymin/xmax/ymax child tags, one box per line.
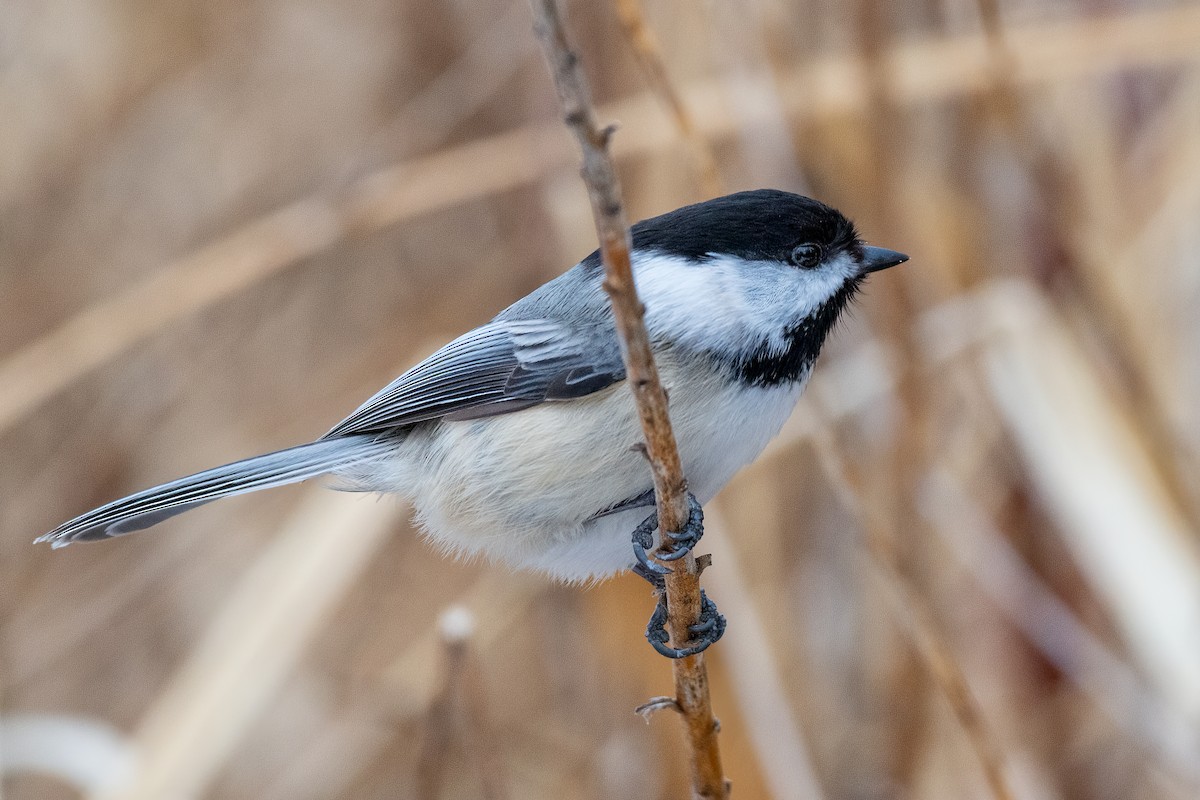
<box><xmin>2</xmin><ymin>0</ymin><xmax>1200</xmax><ymax>798</ymax></box>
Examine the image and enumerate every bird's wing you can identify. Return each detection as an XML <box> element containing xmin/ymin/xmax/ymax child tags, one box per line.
<box><xmin>321</xmin><ymin>319</ymin><xmax>625</xmax><ymax>438</ymax></box>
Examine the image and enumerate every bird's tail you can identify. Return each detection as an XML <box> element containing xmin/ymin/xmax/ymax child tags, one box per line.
<box><xmin>36</xmin><ymin>435</ymin><xmax>395</xmax><ymax>548</ymax></box>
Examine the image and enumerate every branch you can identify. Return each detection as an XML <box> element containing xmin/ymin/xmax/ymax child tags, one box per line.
<box><xmin>528</xmin><ymin>2</ymin><xmax>728</xmax><ymax>797</ymax></box>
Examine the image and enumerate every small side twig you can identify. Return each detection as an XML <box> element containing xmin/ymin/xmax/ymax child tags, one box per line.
<box><xmin>634</xmin><ymin>696</ymin><xmax>682</xmax><ymax>721</ymax></box>
<box><xmin>529</xmin><ymin>2</ymin><xmax>729</xmax><ymax>798</ymax></box>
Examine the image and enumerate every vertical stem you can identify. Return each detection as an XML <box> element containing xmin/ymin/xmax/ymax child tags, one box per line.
<box><xmin>529</xmin><ymin>1</ymin><xmax>729</xmax><ymax>797</ymax></box>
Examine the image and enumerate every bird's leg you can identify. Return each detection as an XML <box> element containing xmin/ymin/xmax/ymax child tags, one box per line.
<box><xmin>630</xmin><ymin>494</ymin><xmax>725</xmax><ymax>658</ymax></box>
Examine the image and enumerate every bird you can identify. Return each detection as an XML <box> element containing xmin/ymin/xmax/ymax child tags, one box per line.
<box><xmin>38</xmin><ymin>189</ymin><xmax>907</xmax><ymax>589</ymax></box>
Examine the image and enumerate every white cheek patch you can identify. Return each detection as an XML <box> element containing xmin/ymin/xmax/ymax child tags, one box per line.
<box><xmin>632</xmin><ymin>251</ymin><xmax>855</xmax><ymax>356</ymax></box>
<box><xmin>632</xmin><ymin>253</ymin><xmax>751</xmax><ymax>349</ymax></box>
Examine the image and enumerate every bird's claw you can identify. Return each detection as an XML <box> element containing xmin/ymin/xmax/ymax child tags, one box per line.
<box><xmin>644</xmin><ymin>589</ymin><xmax>726</xmax><ymax>659</ymax></box>
<box><xmin>630</xmin><ymin>492</ymin><xmax>705</xmax><ymax>578</ymax></box>
<box><xmin>632</xmin><ymin>559</ymin><xmax>668</xmax><ymax>590</ymax></box>
<box><xmin>632</xmin><ymin>515</ymin><xmax>672</xmax><ymax>579</ymax></box>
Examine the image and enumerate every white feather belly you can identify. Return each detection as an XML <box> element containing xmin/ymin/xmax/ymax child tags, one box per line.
<box><xmin>355</xmin><ymin>358</ymin><xmax>805</xmax><ymax>581</ymax></box>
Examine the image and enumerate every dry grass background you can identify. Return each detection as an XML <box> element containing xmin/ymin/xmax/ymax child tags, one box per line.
<box><xmin>1</xmin><ymin>0</ymin><xmax>1199</xmax><ymax>798</ymax></box>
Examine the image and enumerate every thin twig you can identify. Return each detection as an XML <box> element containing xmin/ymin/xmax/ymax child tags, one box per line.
<box><xmin>528</xmin><ymin>2</ymin><xmax>728</xmax><ymax>797</ymax></box>
<box><xmin>412</xmin><ymin>621</ymin><xmax>463</xmax><ymax>799</ymax></box>
<box><xmin>416</xmin><ymin>607</ymin><xmax>509</xmax><ymax>800</ymax></box>
<box><xmin>633</xmin><ymin>696</ymin><xmax>681</xmax><ymax>721</ymax></box>
<box><xmin>260</xmin><ymin>575</ymin><xmax>544</xmax><ymax>800</ymax></box>
<box><xmin>609</xmin><ymin>12</ymin><xmax>826</xmax><ymax>793</ymax></box>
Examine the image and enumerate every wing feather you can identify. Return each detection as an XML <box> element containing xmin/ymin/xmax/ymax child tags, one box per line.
<box><xmin>321</xmin><ymin>320</ymin><xmax>624</xmax><ymax>438</ymax></box>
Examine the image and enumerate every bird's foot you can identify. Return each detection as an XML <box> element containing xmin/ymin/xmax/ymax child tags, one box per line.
<box><xmin>632</xmin><ymin>513</ymin><xmax>671</xmax><ymax>580</ymax></box>
<box><xmin>630</xmin><ymin>493</ymin><xmax>722</xmax><ymax>657</ymax></box>
<box><xmin>630</xmin><ymin>492</ymin><xmax>705</xmax><ymax>578</ymax></box>
<box><xmin>644</xmin><ymin>589</ymin><xmax>727</xmax><ymax>659</ymax></box>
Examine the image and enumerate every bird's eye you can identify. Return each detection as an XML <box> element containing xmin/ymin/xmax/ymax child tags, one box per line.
<box><xmin>789</xmin><ymin>243</ymin><xmax>823</xmax><ymax>269</ymax></box>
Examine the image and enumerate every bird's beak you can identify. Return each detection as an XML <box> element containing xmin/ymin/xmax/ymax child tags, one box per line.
<box><xmin>859</xmin><ymin>245</ymin><xmax>909</xmax><ymax>274</ymax></box>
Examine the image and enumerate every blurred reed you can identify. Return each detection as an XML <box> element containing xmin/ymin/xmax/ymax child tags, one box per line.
<box><xmin>2</xmin><ymin>1</ymin><xmax>1198</xmax><ymax>798</ymax></box>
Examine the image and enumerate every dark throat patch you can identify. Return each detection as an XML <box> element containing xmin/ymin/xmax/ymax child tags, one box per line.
<box><xmin>727</xmin><ymin>279</ymin><xmax>862</xmax><ymax>387</ymax></box>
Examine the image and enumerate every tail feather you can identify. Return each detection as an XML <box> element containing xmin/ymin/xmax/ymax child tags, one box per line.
<box><xmin>37</xmin><ymin>435</ymin><xmax>393</xmax><ymax>548</ymax></box>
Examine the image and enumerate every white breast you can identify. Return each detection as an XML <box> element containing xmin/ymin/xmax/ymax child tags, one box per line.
<box><xmin>355</xmin><ymin>355</ymin><xmax>806</xmax><ymax>582</ymax></box>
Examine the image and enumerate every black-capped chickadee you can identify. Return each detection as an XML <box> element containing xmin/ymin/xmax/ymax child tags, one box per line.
<box><xmin>38</xmin><ymin>190</ymin><xmax>907</xmax><ymax>584</ymax></box>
